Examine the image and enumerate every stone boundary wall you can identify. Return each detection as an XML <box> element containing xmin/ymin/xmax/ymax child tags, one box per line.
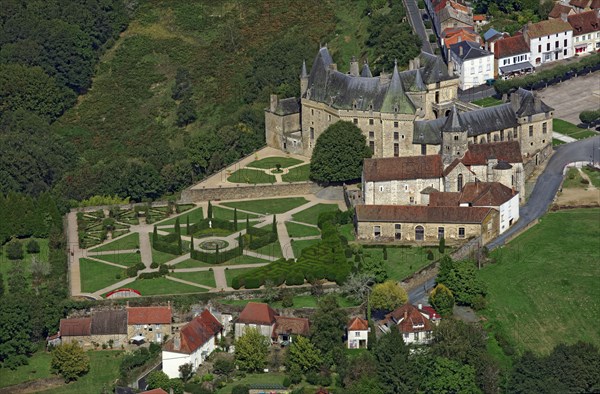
<box><xmin>180</xmin><ymin>182</ymin><xmax>322</xmax><ymax>203</ymax></box>
<box><xmin>524</xmin><ymin>144</ymin><xmax>554</xmax><ymax>179</ymax></box>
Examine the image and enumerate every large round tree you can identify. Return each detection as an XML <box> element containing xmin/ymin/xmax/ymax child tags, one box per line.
<box><xmin>310</xmin><ymin>121</ymin><xmax>372</xmax><ymax>183</ymax></box>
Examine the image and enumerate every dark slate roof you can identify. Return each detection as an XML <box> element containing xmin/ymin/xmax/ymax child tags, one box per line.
<box><xmin>381</xmin><ymin>63</ymin><xmax>415</xmax><ymax>114</ymax></box>
<box><xmin>402</xmin><ymin>69</ymin><xmax>426</xmax><ymax>92</ymax></box>
<box><xmin>510</xmin><ymin>88</ymin><xmax>553</xmax><ymax>116</ymax></box>
<box><xmin>414</xmin><ymin>103</ymin><xmax>519</xmax><ymax>144</ymax></box>
<box><xmin>450</xmin><ymin>41</ymin><xmax>492</xmax><ymax>61</ymax></box>
<box><xmin>484</xmin><ymin>28</ymin><xmax>501</xmax><ymax>41</ymax></box>
<box><xmin>420</xmin><ymin>52</ymin><xmax>454</xmax><ymax>84</ymax></box>
<box><xmin>274</xmin><ymin>97</ymin><xmax>300</xmax><ymax>115</ymax></box>
<box><xmin>361</xmin><ymin>62</ymin><xmax>373</xmax><ymax>78</ymax></box>
<box><xmin>442</xmin><ymin>104</ymin><xmax>465</xmax><ymax>132</ymax></box>
<box><xmin>92</xmin><ymin>310</ymin><xmax>127</xmax><ymax>335</ymax></box>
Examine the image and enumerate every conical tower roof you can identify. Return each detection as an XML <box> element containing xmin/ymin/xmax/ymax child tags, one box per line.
<box><xmin>301</xmin><ymin>60</ymin><xmax>308</xmax><ymax>78</ymax></box>
<box><xmin>361</xmin><ymin>61</ymin><xmax>372</xmax><ymax>78</ymax></box>
<box><xmin>381</xmin><ymin>61</ymin><xmax>414</xmax><ymax>114</ymax></box>
<box><xmin>442</xmin><ymin>104</ymin><xmax>465</xmax><ymax>132</ymax></box>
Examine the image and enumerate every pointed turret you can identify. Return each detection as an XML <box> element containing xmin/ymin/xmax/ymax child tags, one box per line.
<box><xmin>381</xmin><ymin>60</ymin><xmax>414</xmax><ymax>114</ymax></box>
<box><xmin>442</xmin><ymin>104</ymin><xmax>464</xmax><ymax>132</ymax></box>
<box><xmin>414</xmin><ymin>69</ymin><xmax>425</xmax><ymax>91</ymax></box>
<box><xmin>300</xmin><ymin>59</ymin><xmax>309</xmax><ymax>96</ymax></box>
<box><xmin>301</xmin><ymin>60</ymin><xmax>308</xmax><ymax>78</ymax></box>
<box><xmin>361</xmin><ymin>61</ymin><xmax>372</xmax><ymax>78</ymax></box>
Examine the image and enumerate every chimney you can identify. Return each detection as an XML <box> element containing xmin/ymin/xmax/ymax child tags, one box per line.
<box><xmin>269</xmin><ymin>94</ymin><xmax>278</xmax><ymax>112</ymax></box>
<box><xmin>458</xmin><ymin>35</ymin><xmax>462</xmax><ymax>42</ymax></box>
<box><xmin>174</xmin><ymin>332</ymin><xmax>181</xmax><ymax>351</ymax></box>
<box><xmin>418</xmin><ymin>303</ymin><xmax>423</xmax><ymax>310</ymax></box>
<box><xmin>448</xmin><ymin>59</ymin><xmax>454</xmax><ymax>77</ymax></box>
<box><xmin>167</xmin><ymin>300</ymin><xmax>171</xmax><ymax>310</ymax></box>
<box><xmin>414</xmin><ymin>57</ymin><xmax>420</xmax><ymax>69</ymax></box>
<box><xmin>349</xmin><ymin>56</ymin><xmax>359</xmax><ymax>76</ymax></box>
<box><xmin>485</xmin><ymin>42</ymin><xmax>489</xmax><ymax>51</ymax></box>
<box><xmin>328</xmin><ymin>63</ymin><xmax>337</xmax><ymax>71</ymax></box>
<box><xmin>409</xmin><ymin>59</ymin><xmax>415</xmax><ymax>70</ymax></box>
<box><xmin>459</xmin><ymin>45</ymin><xmax>464</xmax><ymax>57</ymax></box>
<box><xmin>491</xmin><ymin>41</ymin><xmax>495</xmax><ymax>54</ymax></box>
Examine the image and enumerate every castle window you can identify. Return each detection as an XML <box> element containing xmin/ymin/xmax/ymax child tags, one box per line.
<box><xmin>373</xmin><ymin>226</ymin><xmax>381</xmax><ymax>238</ymax></box>
<box><xmin>529</xmin><ymin>125</ymin><xmax>533</xmax><ymax>137</ymax></box>
<box><xmin>328</xmin><ymin>115</ymin><xmax>331</xmax><ymax>121</ymax></box>
<box><xmin>379</xmin><ymin>186</ymin><xmax>384</xmax><ymax>192</ymax></box>
<box><xmin>513</xmin><ymin>128</ymin><xmax>518</xmax><ymax>138</ymax></box>
<box><xmin>353</xmin><ymin>102</ymin><xmax>357</xmax><ymax>109</ymax></box>
<box><xmin>369</xmin><ymin>131</ymin><xmax>375</xmax><ymax>139</ymax></box>
<box><xmin>369</xmin><ymin>104</ymin><xmax>373</xmax><ymax>110</ymax></box>
<box><xmin>393</xmin><ymin>132</ymin><xmax>399</xmax><ymax>140</ymax></box>
<box><xmin>415</xmin><ymin>226</ymin><xmax>424</xmax><ymax>241</ymax></box>
<box><xmin>542</xmin><ymin>122</ymin><xmax>547</xmax><ymax>134</ymax></box>
<box><xmin>395</xmin><ymin>224</ymin><xmax>401</xmax><ymax>240</ymax></box>
<box><xmin>500</xmin><ymin>130</ymin><xmax>504</xmax><ymax>141</ymax></box>
<box><xmin>404</xmin><ymin>184</ymin><xmax>408</xmax><ymax>191</ymax></box>
<box><xmin>394</xmin><ymin>121</ymin><xmax>399</xmax><ymax>128</ymax></box>
<box><xmin>311</xmin><ymin>109</ymin><xmax>314</xmax><ymax>115</ymax></box>
<box><xmin>410</xmin><ymin>196</ymin><xmax>415</xmax><ymax>203</ymax></box>
<box><xmin>457</xmin><ymin>174</ymin><xmax>463</xmax><ymax>191</ymax></box>
<box><xmin>353</xmin><ymin>118</ymin><xmax>358</xmax><ymax>124</ymax></box>
<box><xmin>394</xmin><ymin>143</ymin><xmax>399</xmax><ymax>157</ymax></box>
<box><xmin>512</xmin><ymin>175</ymin><xmax>515</xmax><ymax>186</ymax></box>
<box><xmin>421</xmin><ymin>144</ymin><xmax>427</xmax><ymax>155</ymax></box>
<box><xmin>402</xmin><ymin>134</ymin><xmax>405</xmax><ymax>139</ymax></box>
<box><xmin>458</xmin><ymin>227</ymin><xmax>465</xmax><ymax>238</ymax></box>
<box><xmin>494</xmin><ymin>134</ymin><xmax>499</xmax><ymax>142</ymax></box>
<box><xmin>310</xmin><ymin>127</ymin><xmax>314</xmax><ymax>140</ymax></box>
<box><xmin>438</xmin><ymin>227</ymin><xmax>445</xmax><ymax>240</ymax></box>
<box><xmin>369</xmin><ymin>141</ymin><xmax>375</xmax><ymax>154</ymax></box>
<box><xmin>369</xmin><ymin>118</ymin><xmax>374</xmax><ymax>125</ymax></box>
<box><xmin>394</xmin><ymin>105</ymin><xmax>398</xmax><ymax>113</ymax></box>
<box><xmin>454</xmin><ymin>135</ymin><xmax>459</xmax><ymax>141</ymax></box>
<box><xmin>435</xmin><ymin>91</ymin><xmax>440</xmax><ymax>103</ymax></box>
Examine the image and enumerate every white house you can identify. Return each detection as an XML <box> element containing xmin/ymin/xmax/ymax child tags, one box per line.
<box><xmin>234</xmin><ymin>302</ymin><xmax>277</xmax><ymax>340</ymax></box>
<box><xmin>448</xmin><ymin>41</ymin><xmax>494</xmax><ymax>90</ymax></box>
<box><xmin>523</xmin><ymin>19</ymin><xmax>574</xmax><ymax>66</ymax></box>
<box><xmin>493</xmin><ymin>34</ymin><xmax>533</xmax><ymax>79</ymax></box>
<box><xmin>162</xmin><ymin>310</ymin><xmax>223</xmax><ymax>379</ymax></box>
<box><xmin>568</xmin><ymin>10</ymin><xmax>600</xmax><ymax>55</ymax></box>
<box><xmin>429</xmin><ymin>181</ymin><xmax>520</xmax><ymax>234</ymax></box>
<box><xmin>347</xmin><ymin>317</ymin><xmax>369</xmax><ymax>349</ymax></box>
<box><xmin>378</xmin><ymin>304</ymin><xmax>435</xmax><ymax>345</ymax></box>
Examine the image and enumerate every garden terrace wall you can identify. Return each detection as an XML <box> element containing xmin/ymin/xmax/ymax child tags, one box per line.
<box><xmin>180</xmin><ymin>182</ymin><xmax>321</xmax><ymax>203</ymax></box>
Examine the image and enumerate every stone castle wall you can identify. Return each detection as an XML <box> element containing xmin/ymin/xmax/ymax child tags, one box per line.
<box><xmin>180</xmin><ymin>182</ymin><xmax>321</xmax><ymax>203</ymax></box>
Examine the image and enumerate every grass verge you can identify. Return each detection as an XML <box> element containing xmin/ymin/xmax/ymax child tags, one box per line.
<box><xmin>222</xmin><ymin>197</ymin><xmax>309</xmax><ymax>215</ymax></box>
<box><xmin>292</xmin><ymin>239</ymin><xmax>322</xmax><ymax>258</ymax></box>
<box><xmin>472</xmin><ymin>97</ymin><xmax>503</xmax><ymax>107</ymax></box>
<box><xmin>156</xmin><ymin>207</ymin><xmax>204</xmax><ymax>226</ymax></box>
<box><xmin>90</xmin><ymin>252</ymin><xmax>141</xmax><ymax>267</ymax></box>
<box><xmin>89</xmin><ymin>232</ymin><xmax>139</xmax><ymax>252</ymax></box>
<box><xmin>291</xmin><ymin>203</ymin><xmax>339</xmax><ymax>225</ymax></box>
<box><xmin>80</xmin><ymin>258</ymin><xmax>124</xmax><ymax>293</ymax></box>
<box><xmin>281</xmin><ymin>164</ymin><xmax>311</xmax><ymax>182</ymax></box>
<box><xmin>286</xmin><ymin>221</ymin><xmax>320</xmax><ymax>237</ymax></box>
<box><xmin>553</xmin><ymin>119</ymin><xmax>598</xmax><ymax>140</ymax></box>
<box><xmin>126</xmin><ymin>277</ymin><xmax>207</xmax><ymax>296</ymax></box>
<box><xmin>169</xmin><ymin>271</ymin><xmax>216</xmax><ymax>288</ymax></box>
<box><xmin>227</xmin><ymin>168</ymin><xmax>276</xmax><ymax>184</ymax></box>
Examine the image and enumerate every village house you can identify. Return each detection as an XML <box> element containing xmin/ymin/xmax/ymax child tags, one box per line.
<box><xmin>427</xmin><ymin>0</ymin><xmax>474</xmax><ymax>36</ymax></box>
<box><xmin>59</xmin><ymin>309</ymin><xmax>128</xmax><ymax>348</ymax></box>
<box><xmin>570</xmin><ymin>0</ymin><xmax>593</xmax><ymax>13</ymax></box>
<box><xmin>473</xmin><ymin>14</ymin><xmax>488</xmax><ymax>29</ymax></box>
<box><xmin>272</xmin><ymin>316</ymin><xmax>310</xmax><ymax>345</ymax></box>
<box><xmin>441</xmin><ymin>27</ymin><xmax>481</xmax><ymax>50</ymax></box>
<box><xmin>493</xmin><ymin>34</ymin><xmax>533</xmax><ymax>79</ymax></box>
<box><xmin>127</xmin><ymin>304</ymin><xmax>172</xmax><ymax>344</ymax></box>
<box><xmin>162</xmin><ymin>310</ymin><xmax>223</xmax><ymax>379</ymax></box>
<box><xmin>523</xmin><ymin>19</ymin><xmax>574</xmax><ymax>66</ymax></box>
<box><xmin>568</xmin><ymin>10</ymin><xmax>600</xmax><ymax>55</ymax></box>
<box><xmin>549</xmin><ymin>3</ymin><xmax>576</xmax><ymax>20</ymax></box>
<box><xmin>378</xmin><ymin>304</ymin><xmax>436</xmax><ymax>345</ymax></box>
<box><xmin>448</xmin><ymin>40</ymin><xmax>494</xmax><ymax>90</ymax></box>
<box><xmin>234</xmin><ymin>302</ymin><xmax>310</xmax><ymax>345</ymax></box>
<box><xmin>59</xmin><ymin>317</ymin><xmax>92</xmax><ymax>346</ymax></box>
<box><xmin>347</xmin><ymin>317</ymin><xmax>369</xmax><ymax>349</ymax></box>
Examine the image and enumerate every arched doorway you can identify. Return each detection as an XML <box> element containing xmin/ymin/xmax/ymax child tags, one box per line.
<box><xmin>415</xmin><ymin>225</ymin><xmax>424</xmax><ymax>241</ymax></box>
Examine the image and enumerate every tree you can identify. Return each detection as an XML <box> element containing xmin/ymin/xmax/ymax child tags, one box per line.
<box><xmin>213</xmin><ymin>356</ymin><xmax>235</xmax><ymax>379</ymax></box>
<box><xmin>374</xmin><ymin>327</ymin><xmax>414</xmax><ymax>393</ymax></box>
<box><xmin>310</xmin><ymin>294</ymin><xmax>348</xmax><ymax>363</ymax></box>
<box><xmin>233</xmin><ymin>208</ymin><xmax>238</xmax><ymax>231</ymax></box>
<box><xmin>235</xmin><ymin>328</ymin><xmax>270</xmax><ymax>372</ymax></box>
<box><xmin>147</xmin><ymin>370</ymin><xmax>170</xmax><ymax>391</ymax></box>
<box><xmin>175</xmin><ymin>217</ymin><xmax>181</xmax><ymax>235</ymax></box>
<box><xmin>179</xmin><ymin>362</ymin><xmax>193</xmax><ymax>382</ymax></box>
<box><xmin>286</xmin><ymin>335</ymin><xmax>323</xmax><ymax>373</ymax></box>
<box><xmin>437</xmin><ymin>259</ymin><xmax>486</xmax><ymax>307</ymax></box>
<box><xmin>579</xmin><ymin>109</ymin><xmax>600</xmax><ymax>126</ymax></box>
<box><xmin>421</xmin><ymin>356</ymin><xmax>480</xmax><ymax>394</ymax></box>
<box><xmin>340</xmin><ymin>351</ymin><xmax>379</xmax><ymax>388</ymax></box>
<box><xmin>207</xmin><ymin>201</ymin><xmax>213</xmax><ymax>219</ymax></box>
<box><xmin>0</xmin><ymin>273</ymin><xmax>4</xmax><ymax>298</ymax></box>
<box><xmin>341</xmin><ymin>272</ymin><xmax>374</xmax><ymax>303</ymax></box>
<box><xmin>272</xmin><ymin>215</ymin><xmax>277</xmax><ymax>233</ymax></box>
<box><xmin>361</xmin><ymin>256</ymin><xmax>388</xmax><ymax>283</ymax></box>
<box><xmin>6</xmin><ymin>239</ymin><xmax>23</xmax><ymax>260</ymax></box>
<box><xmin>0</xmin><ymin>296</ymin><xmax>34</xmax><ymax>368</ymax></box>
<box><xmin>51</xmin><ymin>342</ymin><xmax>90</xmax><ymax>382</ymax></box>
<box><xmin>438</xmin><ymin>237</ymin><xmax>446</xmax><ymax>254</ymax></box>
<box><xmin>310</xmin><ymin>121</ymin><xmax>372</xmax><ymax>183</ymax></box>
<box><xmin>429</xmin><ymin>284</ymin><xmax>455</xmax><ymax>317</ymax></box>
<box><xmin>370</xmin><ymin>280</ymin><xmax>408</xmax><ymax>311</ymax></box>
<box><xmin>176</xmin><ymin>96</ymin><xmax>197</xmax><ymax>127</ymax></box>
<box><xmin>262</xmin><ymin>280</ymin><xmax>280</xmax><ymax>303</ymax></box>
<box><xmin>172</xmin><ymin>68</ymin><xmax>192</xmax><ymax>100</ymax></box>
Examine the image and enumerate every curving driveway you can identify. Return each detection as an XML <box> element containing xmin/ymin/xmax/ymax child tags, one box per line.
<box><xmin>409</xmin><ymin>136</ymin><xmax>600</xmax><ymax>302</ymax></box>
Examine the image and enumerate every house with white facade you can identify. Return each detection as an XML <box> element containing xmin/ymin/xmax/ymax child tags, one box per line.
<box><xmin>493</xmin><ymin>34</ymin><xmax>533</xmax><ymax>79</ymax></box>
<box><xmin>378</xmin><ymin>304</ymin><xmax>435</xmax><ymax>345</ymax></box>
<box><xmin>347</xmin><ymin>317</ymin><xmax>369</xmax><ymax>349</ymax></box>
<box><xmin>448</xmin><ymin>41</ymin><xmax>494</xmax><ymax>90</ymax></box>
<box><xmin>162</xmin><ymin>310</ymin><xmax>223</xmax><ymax>379</ymax></box>
<box><xmin>234</xmin><ymin>302</ymin><xmax>277</xmax><ymax>340</ymax></box>
<box><xmin>523</xmin><ymin>19</ymin><xmax>573</xmax><ymax>66</ymax></box>
<box><xmin>429</xmin><ymin>181</ymin><xmax>520</xmax><ymax>234</ymax></box>
<box><xmin>568</xmin><ymin>10</ymin><xmax>600</xmax><ymax>55</ymax></box>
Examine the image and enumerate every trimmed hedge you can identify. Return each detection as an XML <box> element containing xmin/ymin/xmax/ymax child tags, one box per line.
<box><xmin>191</xmin><ymin>245</ymin><xmax>243</xmax><ymax>264</ymax></box>
<box><xmin>188</xmin><ymin>218</ymin><xmax>236</xmax><ymax>235</ymax></box>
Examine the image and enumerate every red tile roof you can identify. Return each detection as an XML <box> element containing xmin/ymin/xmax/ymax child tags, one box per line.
<box><xmin>348</xmin><ymin>317</ymin><xmax>369</xmax><ymax>331</ymax></box>
<box><xmin>420</xmin><ymin>305</ymin><xmax>441</xmax><ymax>320</ymax></box>
<box><xmin>592</xmin><ymin>0</ymin><xmax>600</xmax><ymax>9</ymax></box>
<box><xmin>363</xmin><ymin>155</ymin><xmax>444</xmax><ymax>182</ymax></box>
<box><xmin>237</xmin><ymin>302</ymin><xmax>277</xmax><ymax>325</ymax></box>
<box><xmin>473</xmin><ymin>14</ymin><xmax>487</xmax><ymax>21</ymax></box>
<box><xmin>60</xmin><ymin>318</ymin><xmax>91</xmax><ymax>337</ymax></box>
<box><xmin>272</xmin><ymin>316</ymin><xmax>310</xmax><ymax>337</ymax></box>
<box><xmin>525</xmin><ymin>19</ymin><xmax>573</xmax><ymax>38</ymax></box>
<box><xmin>568</xmin><ymin>10</ymin><xmax>600</xmax><ymax>36</ymax></box>
<box><xmin>127</xmin><ymin>306</ymin><xmax>172</xmax><ymax>325</ymax></box>
<box><xmin>461</xmin><ymin>141</ymin><xmax>523</xmax><ymax>166</ymax></box>
<box><xmin>430</xmin><ymin>182</ymin><xmax>517</xmax><ymax>207</ymax></box>
<box><xmin>382</xmin><ymin>304</ymin><xmax>433</xmax><ymax>333</ymax></box>
<box><xmin>165</xmin><ymin>310</ymin><xmax>222</xmax><ymax>354</ymax></box>
<box><xmin>549</xmin><ymin>3</ymin><xmax>574</xmax><ymax>19</ymax></box>
<box><xmin>355</xmin><ymin>204</ymin><xmax>494</xmax><ymax>224</ymax></box>
<box><xmin>494</xmin><ymin>35</ymin><xmax>530</xmax><ymax>59</ymax></box>
<box><xmin>444</xmin><ymin>31</ymin><xmax>481</xmax><ymax>48</ymax></box>
<box><xmin>570</xmin><ymin>0</ymin><xmax>591</xmax><ymax>8</ymax></box>
<box><xmin>140</xmin><ymin>389</ymin><xmax>168</xmax><ymax>394</ymax></box>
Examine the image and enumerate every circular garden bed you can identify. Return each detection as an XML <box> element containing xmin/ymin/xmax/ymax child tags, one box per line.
<box><xmin>199</xmin><ymin>239</ymin><xmax>229</xmax><ymax>251</ymax></box>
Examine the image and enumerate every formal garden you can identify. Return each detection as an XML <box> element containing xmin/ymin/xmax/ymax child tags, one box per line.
<box><xmin>225</xmin><ymin>156</ymin><xmax>311</xmax><ymax>184</ymax></box>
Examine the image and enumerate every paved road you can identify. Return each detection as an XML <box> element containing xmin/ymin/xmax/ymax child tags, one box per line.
<box><xmin>408</xmin><ymin>135</ymin><xmax>600</xmax><ymax>303</ymax></box>
<box><xmin>403</xmin><ymin>0</ymin><xmax>433</xmax><ymax>54</ymax></box>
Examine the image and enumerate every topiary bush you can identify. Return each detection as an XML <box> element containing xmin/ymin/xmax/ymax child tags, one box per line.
<box><xmin>244</xmin><ymin>277</ymin><xmax>262</xmax><ymax>289</ymax></box>
<box><xmin>285</xmin><ymin>272</ymin><xmax>305</xmax><ymax>286</ymax></box>
<box><xmin>26</xmin><ymin>239</ymin><xmax>40</xmax><ymax>254</ymax></box>
<box><xmin>6</xmin><ymin>239</ymin><xmax>23</xmax><ymax>260</ymax></box>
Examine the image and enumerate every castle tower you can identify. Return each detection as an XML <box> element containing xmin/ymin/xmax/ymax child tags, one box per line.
<box><xmin>300</xmin><ymin>60</ymin><xmax>308</xmax><ymax>97</ymax></box>
<box><xmin>441</xmin><ymin>104</ymin><xmax>468</xmax><ymax>165</ymax></box>
<box><xmin>349</xmin><ymin>56</ymin><xmax>359</xmax><ymax>76</ymax></box>
<box><xmin>361</xmin><ymin>61</ymin><xmax>373</xmax><ymax>78</ymax></box>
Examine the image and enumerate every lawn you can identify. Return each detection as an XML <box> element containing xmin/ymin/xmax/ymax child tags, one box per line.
<box><xmin>175</xmin><ymin>254</ymin><xmax>269</xmax><ymax>269</ymax></box>
<box><xmin>472</xmin><ymin>97</ymin><xmax>503</xmax><ymax>107</ymax></box>
<box><xmin>89</xmin><ymin>232</ymin><xmax>139</xmax><ymax>252</ymax></box>
<box><xmin>362</xmin><ymin>246</ymin><xmax>443</xmax><ymax>281</ymax></box>
<box><xmin>292</xmin><ymin>239</ymin><xmax>322</xmax><ymax>258</ymax></box>
<box><xmin>286</xmin><ymin>221</ymin><xmax>321</xmax><ymax>237</ymax></box>
<box><xmin>80</xmin><ymin>258</ymin><xmax>123</xmax><ymax>293</ymax></box>
<box><xmin>212</xmin><ymin>206</ymin><xmax>260</xmax><ymax>220</ymax></box>
<box><xmin>0</xmin><ymin>351</ymin><xmax>53</xmax><ymax>388</ymax></box>
<box><xmin>254</xmin><ymin>241</ymin><xmax>284</xmax><ymax>259</ymax></box>
<box><xmin>169</xmin><ymin>271</ymin><xmax>216</xmax><ymax>288</ymax></box>
<box><xmin>39</xmin><ymin>351</ymin><xmax>124</xmax><ymax>394</ymax></box>
<box><xmin>281</xmin><ymin>163</ymin><xmax>311</xmax><ymax>182</ymax></box>
<box><xmin>552</xmin><ymin>138</ymin><xmax>565</xmax><ymax>146</ymax></box>
<box><xmin>247</xmin><ymin>156</ymin><xmax>304</xmax><ymax>169</ymax></box>
<box><xmin>553</xmin><ymin>119</ymin><xmax>598</xmax><ymax>140</ymax></box>
<box><xmin>216</xmin><ymin>372</ymin><xmax>286</xmax><ymax>394</ymax></box>
<box><xmin>149</xmin><ymin>234</ymin><xmax>185</xmax><ymax>264</ymax></box>
<box><xmin>582</xmin><ymin>166</ymin><xmax>600</xmax><ymax>187</ymax></box>
<box><xmin>226</xmin><ymin>267</ymin><xmax>259</xmax><ymax>287</ymax></box>
<box><xmin>91</xmin><ymin>252</ymin><xmax>141</xmax><ymax>267</ymax></box>
<box><xmin>479</xmin><ymin>209</ymin><xmax>600</xmax><ymax>354</ymax></box>
<box><xmin>227</xmin><ymin>168</ymin><xmax>276</xmax><ymax>184</ymax></box>
<box><xmin>291</xmin><ymin>203</ymin><xmax>340</xmax><ymax>225</ymax></box>
<box><xmin>156</xmin><ymin>207</ymin><xmax>204</xmax><ymax>226</ymax></box>
<box><xmin>0</xmin><ymin>237</ymin><xmax>49</xmax><ymax>288</ymax></box>
<box><xmin>222</xmin><ymin>197</ymin><xmax>309</xmax><ymax>215</ymax></box>
<box><xmin>339</xmin><ymin>223</ymin><xmax>356</xmax><ymax>241</ymax></box>
<box><xmin>126</xmin><ymin>277</ymin><xmax>207</xmax><ymax>296</ymax></box>
<box><xmin>562</xmin><ymin>168</ymin><xmax>586</xmax><ymax>189</ymax></box>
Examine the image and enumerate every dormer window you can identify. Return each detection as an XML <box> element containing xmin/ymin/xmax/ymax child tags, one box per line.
<box><xmin>394</xmin><ymin>105</ymin><xmax>398</xmax><ymax>113</ymax></box>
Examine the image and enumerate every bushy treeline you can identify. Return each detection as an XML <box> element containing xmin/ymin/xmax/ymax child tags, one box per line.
<box><xmin>0</xmin><ymin>192</ymin><xmax>62</xmax><ymax>244</ymax></box>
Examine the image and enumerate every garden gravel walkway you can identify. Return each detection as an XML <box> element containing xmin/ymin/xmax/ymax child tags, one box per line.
<box><xmin>165</xmin><ymin>276</ymin><xmax>212</xmax><ymax>290</ymax></box>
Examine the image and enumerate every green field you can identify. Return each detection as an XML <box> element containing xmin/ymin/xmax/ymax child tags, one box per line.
<box><xmin>292</xmin><ymin>239</ymin><xmax>322</xmax><ymax>258</ymax></box>
<box><xmin>582</xmin><ymin>166</ymin><xmax>600</xmax><ymax>187</ymax></box>
<box><xmin>91</xmin><ymin>252</ymin><xmax>141</xmax><ymax>267</ymax></box>
<box><xmin>553</xmin><ymin>119</ymin><xmax>598</xmax><ymax>140</ymax></box>
<box><xmin>212</xmin><ymin>206</ymin><xmax>260</xmax><ymax>221</ymax></box>
<box><xmin>247</xmin><ymin>156</ymin><xmax>303</xmax><ymax>169</ymax></box>
<box><xmin>126</xmin><ymin>277</ymin><xmax>207</xmax><ymax>296</ymax></box>
<box><xmin>291</xmin><ymin>203</ymin><xmax>340</xmax><ymax>225</ymax></box>
<box><xmin>226</xmin><ymin>267</ymin><xmax>259</xmax><ymax>287</ymax></box>
<box><xmin>362</xmin><ymin>246</ymin><xmax>443</xmax><ymax>281</ymax></box>
<box><xmin>90</xmin><ymin>232</ymin><xmax>139</xmax><ymax>252</ymax></box>
<box><xmin>222</xmin><ymin>197</ymin><xmax>309</xmax><ymax>215</ymax></box>
<box><xmin>80</xmin><ymin>258</ymin><xmax>123</xmax><ymax>293</ymax></box>
<box><xmin>0</xmin><ymin>238</ymin><xmax>49</xmax><ymax>288</ymax></box>
<box><xmin>0</xmin><ymin>351</ymin><xmax>53</xmax><ymax>388</ymax></box>
<box><xmin>286</xmin><ymin>221</ymin><xmax>321</xmax><ymax>238</ymax></box>
<box><xmin>281</xmin><ymin>163</ymin><xmax>311</xmax><ymax>182</ymax></box>
<box><xmin>472</xmin><ymin>97</ymin><xmax>503</xmax><ymax>107</ymax></box>
<box><xmin>169</xmin><ymin>271</ymin><xmax>216</xmax><ymax>288</ymax></box>
<box><xmin>156</xmin><ymin>207</ymin><xmax>204</xmax><ymax>226</ymax></box>
<box><xmin>227</xmin><ymin>168</ymin><xmax>276</xmax><ymax>184</ymax></box>
<box><xmin>479</xmin><ymin>209</ymin><xmax>600</xmax><ymax>354</ymax></box>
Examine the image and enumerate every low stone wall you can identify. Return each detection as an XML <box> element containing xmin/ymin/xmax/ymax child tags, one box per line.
<box><xmin>180</xmin><ymin>182</ymin><xmax>321</xmax><ymax>203</ymax></box>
